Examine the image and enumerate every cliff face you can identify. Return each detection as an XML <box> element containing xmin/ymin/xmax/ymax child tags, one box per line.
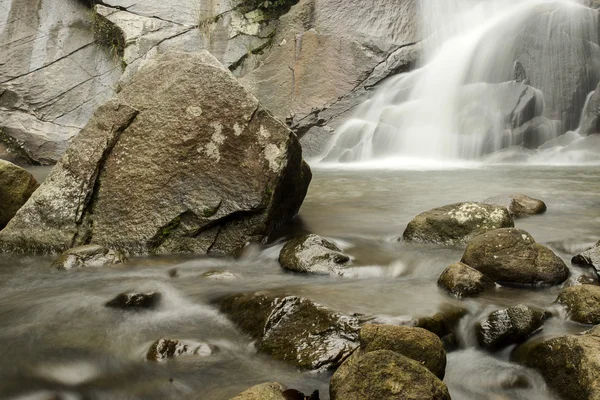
<box><xmin>0</xmin><ymin>0</ymin><xmax>421</xmax><ymax>163</ymax></box>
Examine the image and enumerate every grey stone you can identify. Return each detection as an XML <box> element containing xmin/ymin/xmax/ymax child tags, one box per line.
<box><xmin>279</xmin><ymin>234</ymin><xmax>350</xmax><ymax>276</ymax></box>
<box><xmin>482</xmin><ymin>194</ymin><xmax>547</xmax><ymax>218</ymax></box>
<box><xmin>51</xmin><ymin>245</ymin><xmax>127</xmax><ymax>270</ymax></box>
<box><xmin>403</xmin><ymin>202</ymin><xmax>514</xmax><ymax>246</ymax></box>
<box><xmin>146</xmin><ymin>338</ymin><xmax>217</xmax><ymax>361</ymax></box>
<box><xmin>477</xmin><ymin>304</ymin><xmax>545</xmax><ymax>350</ymax></box>
<box><xmin>0</xmin><ymin>52</ymin><xmax>311</xmax><ymax>256</ymax></box>
<box><xmin>438</xmin><ymin>262</ymin><xmax>495</xmax><ymax>298</ymax></box>
<box><xmin>572</xmin><ymin>241</ymin><xmax>600</xmax><ymax>273</ymax></box>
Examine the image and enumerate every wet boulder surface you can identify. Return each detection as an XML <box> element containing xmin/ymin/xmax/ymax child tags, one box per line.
<box><xmin>279</xmin><ymin>234</ymin><xmax>350</xmax><ymax>276</ymax></box>
<box><xmin>438</xmin><ymin>262</ymin><xmax>495</xmax><ymax>298</ymax></box>
<box><xmin>556</xmin><ymin>284</ymin><xmax>600</xmax><ymax>325</ymax></box>
<box><xmin>51</xmin><ymin>244</ymin><xmax>127</xmax><ymax>270</ymax></box>
<box><xmin>461</xmin><ymin>228</ymin><xmax>569</xmax><ymax>286</ymax></box>
<box><xmin>477</xmin><ymin>304</ymin><xmax>546</xmax><ymax>350</ymax></box>
<box><xmin>219</xmin><ymin>292</ymin><xmax>359</xmax><ymax>371</ymax></box>
<box><xmin>146</xmin><ymin>338</ymin><xmax>218</xmax><ymax>361</ymax></box>
<box><xmin>572</xmin><ymin>241</ymin><xmax>600</xmax><ymax>273</ymax></box>
<box><xmin>0</xmin><ymin>160</ymin><xmax>38</xmax><ymax>229</ymax></box>
<box><xmin>403</xmin><ymin>202</ymin><xmax>513</xmax><ymax>246</ymax></box>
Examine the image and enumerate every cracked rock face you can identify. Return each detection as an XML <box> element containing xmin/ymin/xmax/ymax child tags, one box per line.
<box><xmin>219</xmin><ymin>292</ymin><xmax>359</xmax><ymax>371</ymax></box>
<box><xmin>403</xmin><ymin>202</ymin><xmax>514</xmax><ymax>246</ymax></box>
<box><xmin>0</xmin><ymin>52</ymin><xmax>311</xmax><ymax>256</ymax></box>
<box><xmin>0</xmin><ymin>0</ymin><xmax>122</xmax><ymax>164</ymax></box>
<box><xmin>461</xmin><ymin>228</ymin><xmax>569</xmax><ymax>286</ymax></box>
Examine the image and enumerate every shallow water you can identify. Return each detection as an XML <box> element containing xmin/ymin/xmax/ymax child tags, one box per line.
<box><xmin>1</xmin><ymin>165</ymin><xmax>599</xmax><ymax>399</ymax></box>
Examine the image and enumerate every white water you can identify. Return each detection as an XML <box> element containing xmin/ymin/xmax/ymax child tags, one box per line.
<box><xmin>319</xmin><ymin>0</ymin><xmax>600</xmax><ymax>167</ymax></box>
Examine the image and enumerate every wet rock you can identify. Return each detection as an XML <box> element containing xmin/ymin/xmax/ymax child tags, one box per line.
<box><xmin>357</xmin><ymin>324</ymin><xmax>446</xmax><ymax>379</ymax></box>
<box><xmin>282</xmin><ymin>389</ymin><xmax>320</xmax><ymax>400</ymax></box>
<box><xmin>515</xmin><ymin>326</ymin><xmax>600</xmax><ymax>400</ymax></box>
<box><xmin>230</xmin><ymin>382</ymin><xmax>287</xmax><ymax>400</ymax></box>
<box><xmin>51</xmin><ymin>245</ymin><xmax>127</xmax><ymax>270</ymax></box>
<box><xmin>0</xmin><ymin>52</ymin><xmax>311</xmax><ymax>256</ymax></box>
<box><xmin>461</xmin><ymin>228</ymin><xmax>569</xmax><ymax>286</ymax></box>
<box><xmin>219</xmin><ymin>292</ymin><xmax>359</xmax><ymax>371</ymax></box>
<box><xmin>482</xmin><ymin>194</ymin><xmax>546</xmax><ymax>218</ymax></box>
<box><xmin>0</xmin><ymin>160</ymin><xmax>39</xmax><ymax>229</ymax></box>
<box><xmin>146</xmin><ymin>338</ymin><xmax>217</xmax><ymax>361</ymax></box>
<box><xmin>403</xmin><ymin>202</ymin><xmax>513</xmax><ymax>246</ymax></box>
<box><xmin>416</xmin><ymin>306</ymin><xmax>469</xmax><ymax>351</ymax></box>
<box><xmin>329</xmin><ymin>350</ymin><xmax>451</xmax><ymax>400</ymax></box>
<box><xmin>572</xmin><ymin>241</ymin><xmax>600</xmax><ymax>273</ymax></box>
<box><xmin>201</xmin><ymin>270</ymin><xmax>239</xmax><ymax>280</ymax></box>
<box><xmin>438</xmin><ymin>262</ymin><xmax>495</xmax><ymax>298</ymax></box>
<box><xmin>556</xmin><ymin>285</ymin><xmax>600</xmax><ymax>325</ymax></box>
<box><xmin>477</xmin><ymin>305</ymin><xmax>545</xmax><ymax>350</ymax></box>
<box><xmin>279</xmin><ymin>234</ymin><xmax>350</xmax><ymax>276</ymax></box>
<box><xmin>105</xmin><ymin>292</ymin><xmax>161</xmax><ymax>310</ymax></box>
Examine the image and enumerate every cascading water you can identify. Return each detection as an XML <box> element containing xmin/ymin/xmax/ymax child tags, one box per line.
<box><xmin>320</xmin><ymin>0</ymin><xmax>600</xmax><ymax>165</ymax></box>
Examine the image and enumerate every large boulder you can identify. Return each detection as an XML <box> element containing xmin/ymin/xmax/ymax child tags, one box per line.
<box><xmin>0</xmin><ymin>160</ymin><xmax>38</xmax><ymax>229</ymax></box>
<box><xmin>572</xmin><ymin>241</ymin><xmax>600</xmax><ymax>273</ymax></box>
<box><xmin>515</xmin><ymin>326</ymin><xmax>600</xmax><ymax>400</ymax></box>
<box><xmin>329</xmin><ymin>350</ymin><xmax>451</xmax><ymax>400</ymax></box>
<box><xmin>482</xmin><ymin>194</ymin><xmax>546</xmax><ymax>218</ymax></box>
<box><xmin>437</xmin><ymin>262</ymin><xmax>495</xmax><ymax>298</ymax></box>
<box><xmin>0</xmin><ymin>52</ymin><xmax>311</xmax><ymax>256</ymax></box>
<box><xmin>403</xmin><ymin>202</ymin><xmax>514</xmax><ymax>246</ymax></box>
<box><xmin>355</xmin><ymin>324</ymin><xmax>446</xmax><ymax>379</ymax></box>
<box><xmin>279</xmin><ymin>234</ymin><xmax>350</xmax><ymax>275</ymax></box>
<box><xmin>556</xmin><ymin>285</ymin><xmax>600</xmax><ymax>325</ymax></box>
<box><xmin>219</xmin><ymin>292</ymin><xmax>359</xmax><ymax>371</ymax></box>
<box><xmin>477</xmin><ymin>304</ymin><xmax>545</xmax><ymax>350</ymax></box>
<box><xmin>461</xmin><ymin>228</ymin><xmax>569</xmax><ymax>286</ymax></box>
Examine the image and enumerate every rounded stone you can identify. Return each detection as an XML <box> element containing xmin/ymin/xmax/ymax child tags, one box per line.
<box><xmin>556</xmin><ymin>284</ymin><xmax>600</xmax><ymax>325</ymax></box>
<box><xmin>279</xmin><ymin>234</ymin><xmax>350</xmax><ymax>275</ymax></box>
<box><xmin>482</xmin><ymin>194</ymin><xmax>546</xmax><ymax>218</ymax></box>
<box><xmin>0</xmin><ymin>159</ymin><xmax>38</xmax><ymax>229</ymax></box>
<box><xmin>437</xmin><ymin>262</ymin><xmax>495</xmax><ymax>298</ymax></box>
<box><xmin>477</xmin><ymin>304</ymin><xmax>545</xmax><ymax>350</ymax></box>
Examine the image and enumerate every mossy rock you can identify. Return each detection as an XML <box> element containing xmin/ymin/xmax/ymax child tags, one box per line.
<box><xmin>461</xmin><ymin>228</ymin><xmax>569</xmax><ymax>286</ymax></box>
<box><xmin>438</xmin><ymin>262</ymin><xmax>495</xmax><ymax>298</ymax></box>
<box><xmin>403</xmin><ymin>202</ymin><xmax>513</xmax><ymax>246</ymax></box>
<box><xmin>330</xmin><ymin>350</ymin><xmax>451</xmax><ymax>400</ymax></box>
<box><xmin>0</xmin><ymin>160</ymin><xmax>38</xmax><ymax>229</ymax></box>
<box><xmin>556</xmin><ymin>284</ymin><xmax>600</xmax><ymax>325</ymax></box>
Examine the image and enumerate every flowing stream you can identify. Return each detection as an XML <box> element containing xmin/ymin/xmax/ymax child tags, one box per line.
<box><xmin>1</xmin><ymin>165</ymin><xmax>599</xmax><ymax>399</ymax></box>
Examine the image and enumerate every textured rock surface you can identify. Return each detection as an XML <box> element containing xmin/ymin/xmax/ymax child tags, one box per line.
<box><xmin>0</xmin><ymin>0</ymin><xmax>122</xmax><ymax>164</ymax></box>
<box><xmin>572</xmin><ymin>241</ymin><xmax>600</xmax><ymax>273</ymax></box>
<box><xmin>146</xmin><ymin>338</ymin><xmax>217</xmax><ymax>361</ymax></box>
<box><xmin>477</xmin><ymin>304</ymin><xmax>545</xmax><ymax>350</ymax></box>
<box><xmin>580</xmin><ymin>82</ymin><xmax>600</xmax><ymax>136</ymax></box>
<box><xmin>0</xmin><ymin>52</ymin><xmax>311</xmax><ymax>256</ymax></box>
<box><xmin>105</xmin><ymin>292</ymin><xmax>161</xmax><ymax>310</ymax></box>
<box><xmin>219</xmin><ymin>292</ymin><xmax>359</xmax><ymax>371</ymax></box>
<box><xmin>482</xmin><ymin>194</ymin><xmax>547</xmax><ymax>218</ymax></box>
<box><xmin>0</xmin><ymin>160</ymin><xmax>38</xmax><ymax>228</ymax></box>
<box><xmin>516</xmin><ymin>326</ymin><xmax>600</xmax><ymax>400</ymax></box>
<box><xmin>438</xmin><ymin>262</ymin><xmax>495</xmax><ymax>298</ymax></box>
<box><xmin>403</xmin><ymin>202</ymin><xmax>514</xmax><ymax>246</ymax></box>
<box><xmin>556</xmin><ymin>285</ymin><xmax>600</xmax><ymax>325</ymax></box>
<box><xmin>230</xmin><ymin>382</ymin><xmax>288</xmax><ymax>400</ymax></box>
<box><xmin>51</xmin><ymin>245</ymin><xmax>126</xmax><ymax>270</ymax></box>
<box><xmin>329</xmin><ymin>350</ymin><xmax>451</xmax><ymax>400</ymax></box>
<box><xmin>357</xmin><ymin>324</ymin><xmax>446</xmax><ymax>379</ymax></box>
<box><xmin>461</xmin><ymin>228</ymin><xmax>569</xmax><ymax>286</ymax></box>
<box><xmin>279</xmin><ymin>234</ymin><xmax>350</xmax><ymax>275</ymax></box>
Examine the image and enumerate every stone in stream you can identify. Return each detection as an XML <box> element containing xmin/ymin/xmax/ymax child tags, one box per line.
<box><xmin>201</xmin><ymin>269</ymin><xmax>239</xmax><ymax>280</ymax></box>
<box><xmin>354</xmin><ymin>324</ymin><xmax>446</xmax><ymax>379</ymax></box>
<box><xmin>105</xmin><ymin>292</ymin><xmax>161</xmax><ymax>310</ymax></box>
<box><xmin>514</xmin><ymin>326</ymin><xmax>600</xmax><ymax>400</ymax></box>
<box><xmin>329</xmin><ymin>350</ymin><xmax>451</xmax><ymax>400</ymax></box>
<box><xmin>556</xmin><ymin>284</ymin><xmax>600</xmax><ymax>325</ymax></box>
<box><xmin>482</xmin><ymin>194</ymin><xmax>546</xmax><ymax>218</ymax></box>
<box><xmin>476</xmin><ymin>304</ymin><xmax>546</xmax><ymax>350</ymax></box>
<box><xmin>278</xmin><ymin>234</ymin><xmax>350</xmax><ymax>276</ymax></box>
<box><xmin>0</xmin><ymin>160</ymin><xmax>39</xmax><ymax>229</ymax></box>
<box><xmin>461</xmin><ymin>228</ymin><xmax>569</xmax><ymax>286</ymax></box>
<box><xmin>0</xmin><ymin>51</ymin><xmax>311</xmax><ymax>256</ymax></box>
<box><xmin>51</xmin><ymin>245</ymin><xmax>127</xmax><ymax>270</ymax></box>
<box><xmin>230</xmin><ymin>383</ymin><xmax>320</xmax><ymax>400</ymax></box>
<box><xmin>402</xmin><ymin>202</ymin><xmax>513</xmax><ymax>246</ymax></box>
<box><xmin>564</xmin><ymin>274</ymin><xmax>600</xmax><ymax>288</ymax></box>
<box><xmin>437</xmin><ymin>262</ymin><xmax>496</xmax><ymax>298</ymax></box>
<box><xmin>219</xmin><ymin>292</ymin><xmax>359</xmax><ymax>371</ymax></box>
<box><xmin>146</xmin><ymin>338</ymin><xmax>218</xmax><ymax>361</ymax></box>
<box><xmin>572</xmin><ymin>240</ymin><xmax>600</xmax><ymax>273</ymax></box>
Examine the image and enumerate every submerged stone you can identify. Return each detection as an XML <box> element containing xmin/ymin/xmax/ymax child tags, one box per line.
<box><xmin>403</xmin><ymin>202</ymin><xmax>513</xmax><ymax>246</ymax></box>
<box><xmin>105</xmin><ymin>292</ymin><xmax>161</xmax><ymax>310</ymax></box>
<box><xmin>51</xmin><ymin>245</ymin><xmax>127</xmax><ymax>270</ymax></box>
<box><xmin>279</xmin><ymin>234</ymin><xmax>350</xmax><ymax>276</ymax></box>
<box><xmin>146</xmin><ymin>338</ymin><xmax>217</xmax><ymax>361</ymax></box>
<box><xmin>219</xmin><ymin>292</ymin><xmax>359</xmax><ymax>371</ymax></box>
<box><xmin>461</xmin><ymin>228</ymin><xmax>569</xmax><ymax>286</ymax></box>
<box><xmin>477</xmin><ymin>304</ymin><xmax>545</xmax><ymax>350</ymax></box>
<box><xmin>482</xmin><ymin>194</ymin><xmax>546</xmax><ymax>218</ymax></box>
<box><xmin>556</xmin><ymin>284</ymin><xmax>600</xmax><ymax>325</ymax></box>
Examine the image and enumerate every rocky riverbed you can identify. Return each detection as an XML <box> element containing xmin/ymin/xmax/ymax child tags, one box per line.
<box><xmin>0</xmin><ymin>165</ymin><xmax>598</xmax><ymax>399</ymax></box>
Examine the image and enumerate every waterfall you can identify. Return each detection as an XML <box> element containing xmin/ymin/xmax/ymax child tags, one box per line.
<box><xmin>320</xmin><ymin>0</ymin><xmax>600</xmax><ymax>165</ymax></box>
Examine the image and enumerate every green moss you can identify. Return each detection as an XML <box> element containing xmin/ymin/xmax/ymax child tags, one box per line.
<box><xmin>237</xmin><ymin>0</ymin><xmax>298</xmax><ymax>19</ymax></box>
<box><xmin>161</xmin><ymin>216</ymin><xmax>182</xmax><ymax>237</ymax></box>
<box><xmin>89</xmin><ymin>9</ymin><xmax>126</xmax><ymax>68</ymax></box>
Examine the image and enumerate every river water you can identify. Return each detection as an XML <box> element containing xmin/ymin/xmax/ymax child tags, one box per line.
<box><xmin>0</xmin><ymin>164</ymin><xmax>598</xmax><ymax>399</ymax></box>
